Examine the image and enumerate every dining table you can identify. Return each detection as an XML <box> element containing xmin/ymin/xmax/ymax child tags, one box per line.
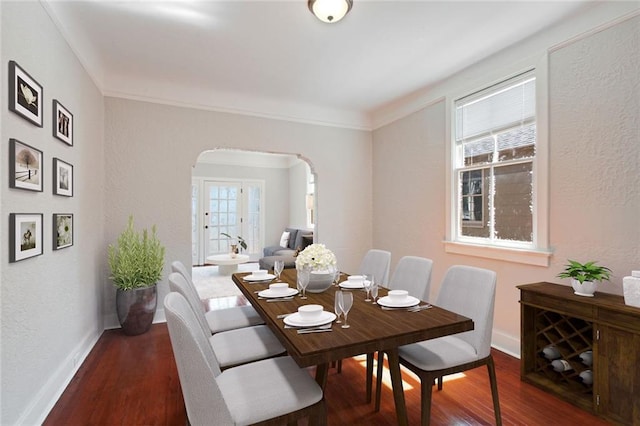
<box><xmin>232</xmin><ymin>268</ymin><xmax>473</xmax><ymax>426</ymax></box>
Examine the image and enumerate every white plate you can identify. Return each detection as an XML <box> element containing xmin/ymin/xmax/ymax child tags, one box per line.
<box><xmin>244</xmin><ymin>273</ymin><xmax>276</xmax><ymax>282</ymax></box>
<box><xmin>339</xmin><ymin>279</ymin><xmax>370</xmax><ymax>289</ymax></box>
<box><xmin>377</xmin><ymin>295</ymin><xmax>420</xmax><ymax>308</ymax></box>
<box><xmin>284</xmin><ymin>311</ymin><xmax>337</xmax><ymax>328</ymax></box>
<box><xmin>258</xmin><ymin>288</ymin><xmax>298</xmax><ymax>298</ymax></box>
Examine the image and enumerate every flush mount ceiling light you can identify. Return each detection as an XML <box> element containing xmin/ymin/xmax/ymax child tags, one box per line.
<box><xmin>308</xmin><ymin>0</ymin><xmax>353</xmax><ymax>23</ymax></box>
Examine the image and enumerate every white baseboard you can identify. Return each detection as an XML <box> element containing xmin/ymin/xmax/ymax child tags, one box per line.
<box><xmin>16</xmin><ymin>327</ymin><xmax>102</xmax><ymax>425</ymax></box>
<box><xmin>491</xmin><ymin>329</ymin><xmax>521</xmax><ymax>359</ymax></box>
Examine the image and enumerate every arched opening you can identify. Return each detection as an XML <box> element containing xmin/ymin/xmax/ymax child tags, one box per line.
<box><xmin>191</xmin><ymin>148</ymin><xmax>316</xmax><ymax>266</ymax></box>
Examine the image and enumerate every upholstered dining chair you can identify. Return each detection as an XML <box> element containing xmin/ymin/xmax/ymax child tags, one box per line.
<box><xmin>394</xmin><ymin>265</ymin><xmax>501</xmax><ymax>425</ymax></box>
<box><xmin>358</xmin><ymin>249</ymin><xmax>392</xmax><ymax>286</ymax></box>
<box><xmin>168</xmin><ymin>272</ymin><xmax>285</xmax><ymax>369</ymax></box>
<box><xmin>164</xmin><ymin>292</ymin><xmax>327</xmax><ymax>425</ymax></box>
<box><xmin>171</xmin><ymin>260</ymin><xmax>264</xmax><ymax>333</ymax></box>
<box><xmin>368</xmin><ymin>256</ymin><xmax>433</xmax><ymax>403</ymax></box>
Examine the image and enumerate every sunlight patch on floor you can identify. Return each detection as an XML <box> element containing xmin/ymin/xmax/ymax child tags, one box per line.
<box><xmin>353</xmin><ymin>354</ymin><xmax>467</xmax><ymax>391</ymax></box>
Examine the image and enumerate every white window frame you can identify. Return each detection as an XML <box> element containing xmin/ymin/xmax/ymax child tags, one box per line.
<box><xmin>444</xmin><ymin>54</ymin><xmax>552</xmax><ymax>266</ymax></box>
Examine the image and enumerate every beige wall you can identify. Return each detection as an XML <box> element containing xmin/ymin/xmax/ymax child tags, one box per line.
<box><xmin>372</xmin><ymin>13</ymin><xmax>640</xmax><ymax>356</ymax></box>
<box><xmin>1</xmin><ymin>2</ymin><xmax>105</xmax><ymax>424</ymax></box>
<box><xmin>103</xmin><ymin>98</ymin><xmax>373</xmax><ymax>328</ymax></box>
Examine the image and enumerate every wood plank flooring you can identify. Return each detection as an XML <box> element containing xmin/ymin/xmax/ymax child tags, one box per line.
<box><xmin>44</xmin><ymin>295</ymin><xmax>610</xmax><ymax>425</ymax></box>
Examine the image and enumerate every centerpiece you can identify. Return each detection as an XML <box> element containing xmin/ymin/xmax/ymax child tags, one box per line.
<box><xmin>557</xmin><ymin>259</ymin><xmax>611</xmax><ymax>297</ymax></box>
<box><xmin>295</xmin><ymin>243</ymin><xmax>337</xmax><ymax>293</ymax></box>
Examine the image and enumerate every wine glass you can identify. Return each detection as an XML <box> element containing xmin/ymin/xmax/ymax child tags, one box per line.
<box><xmin>363</xmin><ymin>274</ymin><xmax>372</xmax><ymax>302</ymax></box>
<box><xmin>274</xmin><ymin>260</ymin><xmax>284</xmax><ymax>282</ymax></box>
<box><xmin>333</xmin><ymin>266</ymin><xmax>342</xmax><ymax>286</ymax></box>
<box><xmin>339</xmin><ymin>291</ymin><xmax>353</xmax><ymax>328</ymax></box>
<box><xmin>334</xmin><ymin>290</ymin><xmax>343</xmax><ymax>323</ymax></box>
<box><xmin>298</xmin><ymin>268</ymin><xmax>310</xmax><ymax>299</ymax></box>
<box><xmin>371</xmin><ymin>282</ymin><xmax>379</xmax><ymax>304</ymax></box>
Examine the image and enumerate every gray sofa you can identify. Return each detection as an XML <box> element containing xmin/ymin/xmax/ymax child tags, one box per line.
<box><xmin>259</xmin><ymin>228</ymin><xmax>313</xmax><ymax>270</ymax></box>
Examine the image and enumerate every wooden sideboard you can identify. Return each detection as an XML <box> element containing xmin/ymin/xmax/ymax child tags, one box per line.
<box><xmin>518</xmin><ymin>282</ymin><xmax>640</xmax><ymax>425</ymax></box>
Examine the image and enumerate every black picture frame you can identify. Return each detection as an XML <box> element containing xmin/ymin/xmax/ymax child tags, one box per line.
<box><xmin>53</xmin><ymin>158</ymin><xmax>73</xmax><ymax>197</ymax></box>
<box><xmin>53</xmin><ymin>100</ymin><xmax>73</xmax><ymax>146</ymax></box>
<box><xmin>53</xmin><ymin>213</ymin><xmax>74</xmax><ymax>250</ymax></box>
<box><xmin>10</xmin><ymin>139</ymin><xmax>43</xmax><ymax>192</ymax></box>
<box><xmin>9</xmin><ymin>213</ymin><xmax>44</xmax><ymax>262</ymax></box>
<box><xmin>8</xmin><ymin>61</ymin><xmax>43</xmax><ymax>127</ymax></box>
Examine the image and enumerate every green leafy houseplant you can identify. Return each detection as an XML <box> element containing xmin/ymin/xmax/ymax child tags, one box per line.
<box><xmin>108</xmin><ymin>216</ymin><xmax>165</xmax><ymax>290</ymax></box>
<box><xmin>220</xmin><ymin>232</ymin><xmax>247</xmax><ymax>252</ymax></box>
<box><xmin>557</xmin><ymin>260</ymin><xmax>612</xmax><ymax>284</ymax></box>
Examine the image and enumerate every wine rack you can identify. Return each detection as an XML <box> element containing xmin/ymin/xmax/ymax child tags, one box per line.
<box><xmin>519</xmin><ymin>282</ymin><xmax>640</xmax><ymax>425</ymax></box>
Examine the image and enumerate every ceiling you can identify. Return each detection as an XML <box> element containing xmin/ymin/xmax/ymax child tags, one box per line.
<box><xmin>43</xmin><ymin>0</ymin><xmax>595</xmax><ymax>130</ymax></box>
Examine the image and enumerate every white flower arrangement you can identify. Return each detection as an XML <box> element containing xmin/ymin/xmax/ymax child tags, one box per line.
<box><xmin>295</xmin><ymin>243</ymin><xmax>337</xmax><ymax>271</ymax></box>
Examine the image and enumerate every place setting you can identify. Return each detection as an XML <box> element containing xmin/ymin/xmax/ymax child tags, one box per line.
<box><xmin>282</xmin><ymin>304</ymin><xmax>337</xmax><ymax>334</ymax></box>
<box><xmin>338</xmin><ymin>274</ymin><xmax>369</xmax><ymax>290</ymax></box>
<box><xmin>377</xmin><ymin>289</ymin><xmax>432</xmax><ymax>312</ymax></box>
<box><xmin>243</xmin><ymin>269</ymin><xmax>276</xmax><ymax>283</ymax></box>
<box><xmin>257</xmin><ymin>282</ymin><xmax>298</xmax><ymax>302</ymax></box>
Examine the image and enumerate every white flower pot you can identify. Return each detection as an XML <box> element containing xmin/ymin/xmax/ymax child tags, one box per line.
<box><xmin>623</xmin><ymin>273</ymin><xmax>640</xmax><ymax>308</ymax></box>
<box><xmin>571</xmin><ymin>279</ymin><xmax>597</xmax><ymax>297</ymax></box>
<box><xmin>306</xmin><ymin>271</ymin><xmax>334</xmax><ymax>293</ymax></box>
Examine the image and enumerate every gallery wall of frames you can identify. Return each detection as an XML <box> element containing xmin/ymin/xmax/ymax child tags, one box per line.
<box><xmin>8</xmin><ymin>60</ymin><xmax>75</xmax><ymax>262</ymax></box>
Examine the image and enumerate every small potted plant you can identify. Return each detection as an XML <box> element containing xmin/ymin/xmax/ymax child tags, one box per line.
<box><xmin>220</xmin><ymin>232</ymin><xmax>247</xmax><ymax>257</ymax></box>
<box><xmin>108</xmin><ymin>216</ymin><xmax>165</xmax><ymax>335</ymax></box>
<box><xmin>557</xmin><ymin>259</ymin><xmax>612</xmax><ymax>297</ymax></box>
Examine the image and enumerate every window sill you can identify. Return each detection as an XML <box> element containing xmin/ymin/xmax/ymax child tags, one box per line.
<box><xmin>443</xmin><ymin>241</ymin><xmax>553</xmax><ymax>267</ymax></box>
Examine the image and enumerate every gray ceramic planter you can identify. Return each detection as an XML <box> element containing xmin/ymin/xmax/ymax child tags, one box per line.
<box><xmin>116</xmin><ymin>284</ymin><xmax>157</xmax><ymax>335</ymax></box>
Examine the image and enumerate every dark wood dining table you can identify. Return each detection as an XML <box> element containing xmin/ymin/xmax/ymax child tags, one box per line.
<box><xmin>232</xmin><ymin>268</ymin><xmax>473</xmax><ymax>425</ymax></box>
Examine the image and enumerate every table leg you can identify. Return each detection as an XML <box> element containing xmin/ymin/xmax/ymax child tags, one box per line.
<box><xmin>218</xmin><ymin>264</ymin><xmax>239</xmax><ymax>275</ymax></box>
<box><xmin>315</xmin><ymin>363</ymin><xmax>330</xmax><ymax>390</ymax></box>
<box><xmin>386</xmin><ymin>348</ymin><xmax>408</xmax><ymax>426</ymax></box>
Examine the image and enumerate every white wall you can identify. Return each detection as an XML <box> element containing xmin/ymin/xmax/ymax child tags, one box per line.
<box><xmin>372</xmin><ymin>7</ymin><xmax>640</xmax><ymax>357</ymax></box>
<box><xmin>0</xmin><ymin>2</ymin><xmax>105</xmax><ymax>425</ymax></box>
<box><xmin>289</xmin><ymin>160</ymin><xmax>311</xmax><ymax>230</ymax></box>
<box><xmin>104</xmin><ymin>97</ymin><xmax>372</xmax><ymax>328</ymax></box>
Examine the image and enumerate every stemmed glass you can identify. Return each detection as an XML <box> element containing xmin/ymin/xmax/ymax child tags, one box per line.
<box><xmin>333</xmin><ymin>267</ymin><xmax>342</xmax><ymax>287</ymax></box>
<box><xmin>363</xmin><ymin>274</ymin><xmax>373</xmax><ymax>302</ymax></box>
<box><xmin>339</xmin><ymin>291</ymin><xmax>353</xmax><ymax>328</ymax></box>
<box><xmin>370</xmin><ymin>282</ymin><xmax>379</xmax><ymax>304</ymax></box>
<box><xmin>298</xmin><ymin>268</ymin><xmax>310</xmax><ymax>299</ymax></box>
<box><xmin>274</xmin><ymin>260</ymin><xmax>284</xmax><ymax>282</ymax></box>
<box><xmin>334</xmin><ymin>290</ymin><xmax>343</xmax><ymax>323</ymax></box>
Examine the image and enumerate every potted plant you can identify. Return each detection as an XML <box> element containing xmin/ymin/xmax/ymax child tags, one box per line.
<box><xmin>557</xmin><ymin>260</ymin><xmax>612</xmax><ymax>297</ymax></box>
<box><xmin>108</xmin><ymin>216</ymin><xmax>165</xmax><ymax>335</ymax></box>
<box><xmin>220</xmin><ymin>232</ymin><xmax>247</xmax><ymax>257</ymax></box>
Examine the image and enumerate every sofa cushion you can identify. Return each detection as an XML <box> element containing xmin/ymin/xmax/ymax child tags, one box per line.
<box><xmin>279</xmin><ymin>231</ymin><xmax>291</xmax><ymax>248</ymax></box>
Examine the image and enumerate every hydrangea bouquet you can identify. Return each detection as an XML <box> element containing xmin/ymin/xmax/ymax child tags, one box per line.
<box><xmin>295</xmin><ymin>243</ymin><xmax>337</xmax><ymax>271</ymax></box>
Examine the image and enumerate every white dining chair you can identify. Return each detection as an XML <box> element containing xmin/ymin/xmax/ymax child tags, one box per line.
<box><xmin>368</xmin><ymin>256</ymin><xmax>433</xmax><ymax>404</ymax></box>
<box><xmin>168</xmin><ymin>272</ymin><xmax>285</xmax><ymax>369</ymax></box>
<box><xmin>164</xmin><ymin>292</ymin><xmax>327</xmax><ymax>425</ymax></box>
<box><xmin>358</xmin><ymin>249</ymin><xmax>392</xmax><ymax>286</ymax></box>
<box><xmin>171</xmin><ymin>260</ymin><xmax>264</xmax><ymax>333</ymax></box>
<box><xmin>394</xmin><ymin>265</ymin><xmax>501</xmax><ymax>425</ymax></box>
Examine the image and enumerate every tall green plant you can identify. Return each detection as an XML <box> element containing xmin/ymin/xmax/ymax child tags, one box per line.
<box><xmin>108</xmin><ymin>216</ymin><xmax>165</xmax><ymax>290</ymax></box>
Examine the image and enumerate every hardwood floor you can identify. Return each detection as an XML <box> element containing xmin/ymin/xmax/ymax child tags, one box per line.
<box><xmin>44</xmin><ymin>295</ymin><xmax>609</xmax><ymax>425</ymax></box>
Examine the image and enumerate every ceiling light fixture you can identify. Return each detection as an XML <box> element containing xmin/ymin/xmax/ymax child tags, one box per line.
<box><xmin>308</xmin><ymin>0</ymin><xmax>353</xmax><ymax>23</ymax></box>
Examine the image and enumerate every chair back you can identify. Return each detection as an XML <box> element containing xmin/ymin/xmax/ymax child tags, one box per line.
<box><xmin>171</xmin><ymin>260</ymin><xmax>191</xmax><ymax>282</ymax></box>
<box><xmin>358</xmin><ymin>249</ymin><xmax>391</xmax><ymax>286</ymax></box>
<box><xmin>388</xmin><ymin>256</ymin><xmax>433</xmax><ymax>302</ymax></box>
<box><xmin>436</xmin><ymin>265</ymin><xmax>497</xmax><ymax>359</ymax></box>
<box><xmin>168</xmin><ymin>272</ymin><xmax>211</xmax><ymax>337</ymax></box>
<box><xmin>164</xmin><ymin>292</ymin><xmax>233</xmax><ymax>425</ymax></box>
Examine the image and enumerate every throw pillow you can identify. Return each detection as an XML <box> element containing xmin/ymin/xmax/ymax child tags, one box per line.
<box><xmin>279</xmin><ymin>231</ymin><xmax>291</xmax><ymax>248</ymax></box>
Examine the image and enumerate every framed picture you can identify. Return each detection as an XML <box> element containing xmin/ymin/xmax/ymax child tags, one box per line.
<box><xmin>10</xmin><ymin>139</ymin><xmax>43</xmax><ymax>192</ymax></box>
<box><xmin>8</xmin><ymin>61</ymin><xmax>43</xmax><ymax>127</ymax></box>
<box><xmin>53</xmin><ymin>214</ymin><xmax>73</xmax><ymax>250</ymax></box>
<box><xmin>9</xmin><ymin>213</ymin><xmax>43</xmax><ymax>262</ymax></box>
<box><xmin>53</xmin><ymin>158</ymin><xmax>73</xmax><ymax>197</ymax></box>
<box><xmin>53</xmin><ymin>100</ymin><xmax>73</xmax><ymax>146</ymax></box>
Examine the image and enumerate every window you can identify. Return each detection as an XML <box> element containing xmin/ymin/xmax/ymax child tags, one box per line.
<box><xmin>454</xmin><ymin>71</ymin><xmax>538</xmax><ymax>248</ymax></box>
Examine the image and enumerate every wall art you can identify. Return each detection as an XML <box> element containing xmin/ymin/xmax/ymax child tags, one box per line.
<box><xmin>53</xmin><ymin>100</ymin><xmax>73</xmax><ymax>146</ymax></box>
<box><xmin>53</xmin><ymin>158</ymin><xmax>73</xmax><ymax>197</ymax></box>
<box><xmin>8</xmin><ymin>61</ymin><xmax>43</xmax><ymax>127</ymax></box>
<box><xmin>10</xmin><ymin>139</ymin><xmax>43</xmax><ymax>192</ymax></box>
<box><xmin>9</xmin><ymin>213</ymin><xmax>43</xmax><ymax>262</ymax></box>
<box><xmin>53</xmin><ymin>213</ymin><xmax>73</xmax><ymax>250</ymax></box>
